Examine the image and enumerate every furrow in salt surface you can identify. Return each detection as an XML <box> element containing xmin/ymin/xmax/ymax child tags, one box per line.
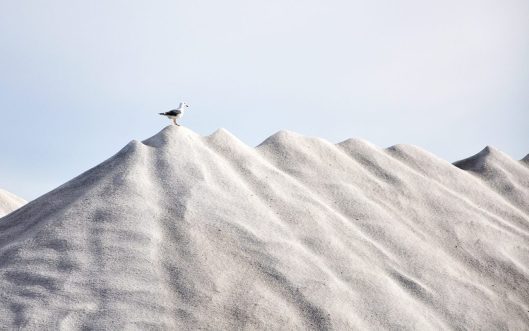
<box><xmin>260</xmin><ymin>132</ymin><xmax>453</xmax><ymax>256</ymax></box>
<box><xmin>143</xmin><ymin>127</ymin><xmax>343</xmax><ymax>329</ymax></box>
<box><xmin>257</xmin><ymin>131</ymin><xmax>529</xmax><ymax>328</ymax></box>
<box><xmin>387</xmin><ymin>144</ymin><xmax>529</xmax><ymax>221</ymax></box>
<box><xmin>59</xmin><ymin>140</ymin><xmax>175</xmax><ymax>330</ymax></box>
<box><xmin>203</xmin><ymin>129</ymin><xmax>369</xmax><ymax>329</ymax></box>
<box><xmin>256</xmin><ymin>132</ymin><xmax>454</xmax><ymax>328</ymax></box>
<box><xmin>0</xmin><ymin>126</ymin><xmax>528</xmax><ymax>330</ymax></box>
<box><xmin>214</xmin><ymin>131</ymin><xmax>404</xmax><ymax>270</ymax></box>
<box><xmin>0</xmin><ymin>143</ymin><xmax>153</xmax><ymax>329</ymax></box>
<box><xmin>143</xmin><ymin>129</ymin><xmax>228</xmax><ymax>329</ymax></box>
<box><xmin>257</xmin><ymin>132</ymin><xmax>424</xmax><ymax>248</ymax></box>
<box><xmin>385</xmin><ymin>144</ymin><xmax>529</xmax><ymax>237</ymax></box>
<box><xmin>232</xmin><ymin>130</ymin><xmax>445</xmax><ymax>329</ymax></box>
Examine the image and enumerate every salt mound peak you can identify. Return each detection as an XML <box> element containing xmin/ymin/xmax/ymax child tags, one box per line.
<box><xmin>453</xmin><ymin>145</ymin><xmax>507</xmax><ymax>171</ymax></box>
<box><xmin>336</xmin><ymin>138</ymin><xmax>381</xmax><ymax>162</ymax></box>
<box><xmin>209</xmin><ymin>127</ymin><xmax>231</xmax><ymax>138</ymax></box>
<box><xmin>119</xmin><ymin>139</ymin><xmax>143</xmax><ymax>154</ymax></box>
<box><xmin>207</xmin><ymin>127</ymin><xmax>241</xmax><ymax>145</ymax></box>
<box><xmin>337</xmin><ymin>137</ymin><xmax>378</xmax><ymax>149</ymax></box>
<box><xmin>142</xmin><ymin>125</ymin><xmax>200</xmax><ymax>148</ymax></box>
<box><xmin>385</xmin><ymin>143</ymin><xmax>431</xmax><ymax>156</ymax></box>
<box><xmin>257</xmin><ymin>129</ymin><xmax>308</xmax><ymax>147</ymax></box>
<box><xmin>0</xmin><ymin>188</ymin><xmax>26</xmax><ymax>217</ymax></box>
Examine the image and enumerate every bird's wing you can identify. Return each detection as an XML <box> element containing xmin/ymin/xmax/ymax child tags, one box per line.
<box><xmin>161</xmin><ymin>110</ymin><xmax>181</xmax><ymax>116</ymax></box>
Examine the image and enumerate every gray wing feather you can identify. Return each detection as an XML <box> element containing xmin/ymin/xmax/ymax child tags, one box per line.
<box><xmin>160</xmin><ymin>110</ymin><xmax>182</xmax><ymax>116</ymax></box>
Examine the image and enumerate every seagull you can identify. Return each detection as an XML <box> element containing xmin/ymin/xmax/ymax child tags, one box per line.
<box><xmin>159</xmin><ymin>102</ymin><xmax>190</xmax><ymax>126</ymax></box>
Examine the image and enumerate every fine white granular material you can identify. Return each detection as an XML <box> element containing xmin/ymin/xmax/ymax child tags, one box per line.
<box><xmin>0</xmin><ymin>126</ymin><xmax>527</xmax><ymax>330</ymax></box>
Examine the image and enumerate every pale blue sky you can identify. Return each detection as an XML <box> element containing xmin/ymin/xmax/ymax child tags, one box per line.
<box><xmin>1</xmin><ymin>0</ymin><xmax>528</xmax><ymax>200</ymax></box>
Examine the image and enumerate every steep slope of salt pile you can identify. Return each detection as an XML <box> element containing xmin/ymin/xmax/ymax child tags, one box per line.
<box><xmin>0</xmin><ymin>126</ymin><xmax>527</xmax><ymax>330</ymax></box>
<box><xmin>0</xmin><ymin>189</ymin><xmax>26</xmax><ymax>217</ymax></box>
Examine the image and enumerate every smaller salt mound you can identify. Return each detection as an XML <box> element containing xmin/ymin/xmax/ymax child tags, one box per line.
<box><xmin>0</xmin><ymin>189</ymin><xmax>26</xmax><ymax>217</ymax></box>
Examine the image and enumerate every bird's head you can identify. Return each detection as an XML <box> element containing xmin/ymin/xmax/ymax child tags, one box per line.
<box><xmin>179</xmin><ymin>102</ymin><xmax>190</xmax><ymax>110</ymax></box>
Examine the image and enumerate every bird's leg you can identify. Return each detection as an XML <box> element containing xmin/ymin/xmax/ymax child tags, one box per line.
<box><xmin>172</xmin><ymin>118</ymin><xmax>178</xmax><ymax>126</ymax></box>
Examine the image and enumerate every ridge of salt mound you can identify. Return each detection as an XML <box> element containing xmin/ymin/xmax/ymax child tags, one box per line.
<box><xmin>207</xmin><ymin>128</ymin><xmax>244</xmax><ymax>146</ymax></box>
<box><xmin>256</xmin><ymin>130</ymin><xmax>345</xmax><ymax>177</ymax></box>
<box><xmin>337</xmin><ymin>138</ymin><xmax>379</xmax><ymax>151</ymax></box>
<box><xmin>256</xmin><ymin>130</ymin><xmax>333</xmax><ymax>157</ymax></box>
<box><xmin>208</xmin><ymin>127</ymin><xmax>232</xmax><ymax>139</ymax></box>
<box><xmin>384</xmin><ymin>143</ymin><xmax>456</xmax><ymax>179</ymax></box>
<box><xmin>451</xmin><ymin>145</ymin><xmax>527</xmax><ymax>180</ymax></box>
<box><xmin>453</xmin><ymin>145</ymin><xmax>500</xmax><ymax>171</ymax></box>
<box><xmin>385</xmin><ymin>143</ymin><xmax>443</xmax><ymax>162</ymax></box>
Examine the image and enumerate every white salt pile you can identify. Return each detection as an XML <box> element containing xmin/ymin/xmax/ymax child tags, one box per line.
<box><xmin>0</xmin><ymin>189</ymin><xmax>25</xmax><ymax>218</ymax></box>
<box><xmin>0</xmin><ymin>126</ymin><xmax>527</xmax><ymax>330</ymax></box>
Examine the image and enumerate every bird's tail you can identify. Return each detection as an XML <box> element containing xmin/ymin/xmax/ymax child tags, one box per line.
<box><xmin>158</xmin><ymin>113</ymin><xmax>165</xmax><ymax>115</ymax></box>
